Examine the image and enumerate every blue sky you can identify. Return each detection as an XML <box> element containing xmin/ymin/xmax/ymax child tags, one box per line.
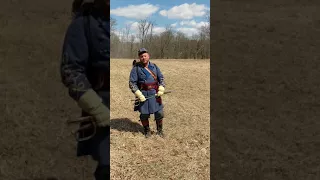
<box><xmin>110</xmin><ymin>0</ymin><xmax>210</xmax><ymax>38</ymax></box>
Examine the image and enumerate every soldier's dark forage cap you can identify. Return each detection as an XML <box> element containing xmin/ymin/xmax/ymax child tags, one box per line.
<box><xmin>138</xmin><ymin>48</ymin><xmax>148</xmax><ymax>55</ymax></box>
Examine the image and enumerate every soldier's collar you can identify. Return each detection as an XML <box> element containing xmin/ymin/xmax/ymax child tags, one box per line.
<box><xmin>147</xmin><ymin>61</ymin><xmax>155</xmax><ymax>68</ymax></box>
<box><xmin>136</xmin><ymin>61</ymin><xmax>154</xmax><ymax>68</ymax></box>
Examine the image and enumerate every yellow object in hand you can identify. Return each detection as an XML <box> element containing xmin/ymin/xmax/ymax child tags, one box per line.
<box><xmin>135</xmin><ymin>90</ymin><xmax>146</xmax><ymax>102</ymax></box>
<box><xmin>157</xmin><ymin>85</ymin><xmax>165</xmax><ymax>96</ymax></box>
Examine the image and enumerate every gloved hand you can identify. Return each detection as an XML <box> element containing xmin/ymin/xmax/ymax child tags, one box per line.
<box><xmin>156</xmin><ymin>85</ymin><xmax>165</xmax><ymax>96</ymax></box>
<box><xmin>134</xmin><ymin>90</ymin><xmax>146</xmax><ymax>102</ymax></box>
<box><xmin>77</xmin><ymin>89</ymin><xmax>110</xmax><ymax>127</ymax></box>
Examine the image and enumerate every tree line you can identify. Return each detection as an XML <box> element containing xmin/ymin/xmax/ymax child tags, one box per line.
<box><xmin>110</xmin><ymin>13</ymin><xmax>210</xmax><ymax>59</ymax></box>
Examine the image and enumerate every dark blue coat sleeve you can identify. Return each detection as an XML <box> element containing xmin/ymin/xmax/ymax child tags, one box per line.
<box><xmin>60</xmin><ymin>16</ymin><xmax>92</xmax><ymax>101</ymax></box>
<box><xmin>129</xmin><ymin>66</ymin><xmax>139</xmax><ymax>93</ymax></box>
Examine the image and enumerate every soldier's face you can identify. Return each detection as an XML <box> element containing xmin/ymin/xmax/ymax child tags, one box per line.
<box><xmin>139</xmin><ymin>53</ymin><xmax>149</xmax><ymax>65</ymax></box>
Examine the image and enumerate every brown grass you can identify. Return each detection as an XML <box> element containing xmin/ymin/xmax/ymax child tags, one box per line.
<box><xmin>211</xmin><ymin>1</ymin><xmax>320</xmax><ymax>179</ymax></box>
<box><xmin>110</xmin><ymin>59</ymin><xmax>210</xmax><ymax>179</ymax></box>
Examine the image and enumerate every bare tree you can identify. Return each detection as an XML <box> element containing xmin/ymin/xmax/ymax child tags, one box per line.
<box><xmin>110</xmin><ymin>16</ymin><xmax>117</xmax><ymax>33</ymax></box>
<box><xmin>110</xmin><ymin>15</ymin><xmax>210</xmax><ymax>59</ymax></box>
<box><xmin>200</xmin><ymin>10</ymin><xmax>210</xmax><ymax>39</ymax></box>
<box><xmin>159</xmin><ymin>25</ymin><xmax>174</xmax><ymax>58</ymax></box>
<box><xmin>124</xmin><ymin>24</ymin><xmax>131</xmax><ymax>42</ymax></box>
<box><xmin>147</xmin><ymin>20</ymin><xmax>155</xmax><ymax>46</ymax></box>
<box><xmin>129</xmin><ymin>34</ymin><xmax>135</xmax><ymax>57</ymax></box>
<box><xmin>174</xmin><ymin>32</ymin><xmax>187</xmax><ymax>58</ymax></box>
<box><xmin>137</xmin><ymin>19</ymin><xmax>153</xmax><ymax>47</ymax></box>
<box><xmin>118</xmin><ymin>24</ymin><xmax>132</xmax><ymax>57</ymax></box>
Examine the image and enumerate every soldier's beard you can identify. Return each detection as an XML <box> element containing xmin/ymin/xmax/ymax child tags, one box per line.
<box><xmin>141</xmin><ymin>59</ymin><xmax>149</xmax><ymax>66</ymax></box>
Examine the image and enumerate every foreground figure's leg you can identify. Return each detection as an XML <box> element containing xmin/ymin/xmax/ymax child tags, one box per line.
<box><xmin>94</xmin><ymin>165</ymin><xmax>110</xmax><ymax>180</ymax></box>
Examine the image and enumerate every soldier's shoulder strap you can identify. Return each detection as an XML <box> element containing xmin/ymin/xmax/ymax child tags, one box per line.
<box><xmin>152</xmin><ymin>63</ymin><xmax>160</xmax><ymax>81</ymax></box>
<box><xmin>153</xmin><ymin>63</ymin><xmax>158</xmax><ymax>70</ymax></box>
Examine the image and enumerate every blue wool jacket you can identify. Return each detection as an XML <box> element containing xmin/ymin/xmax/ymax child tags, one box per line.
<box><xmin>129</xmin><ymin>61</ymin><xmax>165</xmax><ymax>114</ymax></box>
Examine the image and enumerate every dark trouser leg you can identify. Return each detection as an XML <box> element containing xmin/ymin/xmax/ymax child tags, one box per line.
<box><xmin>94</xmin><ymin>165</ymin><xmax>110</xmax><ymax>180</ymax></box>
<box><xmin>77</xmin><ymin>125</ymin><xmax>110</xmax><ymax>180</ymax></box>
<box><xmin>92</xmin><ymin>126</ymin><xmax>110</xmax><ymax>180</ymax></box>
<box><xmin>140</xmin><ymin>114</ymin><xmax>151</xmax><ymax>138</ymax></box>
<box><xmin>154</xmin><ymin>110</ymin><xmax>164</xmax><ymax>137</ymax></box>
<box><xmin>77</xmin><ymin>123</ymin><xmax>110</xmax><ymax>180</ymax></box>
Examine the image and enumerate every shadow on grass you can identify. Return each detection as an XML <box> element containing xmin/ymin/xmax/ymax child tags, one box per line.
<box><xmin>110</xmin><ymin>118</ymin><xmax>143</xmax><ymax>134</ymax></box>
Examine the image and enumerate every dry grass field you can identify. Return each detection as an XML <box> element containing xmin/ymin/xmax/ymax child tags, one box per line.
<box><xmin>212</xmin><ymin>1</ymin><xmax>320</xmax><ymax>180</ymax></box>
<box><xmin>110</xmin><ymin>59</ymin><xmax>210</xmax><ymax>179</ymax></box>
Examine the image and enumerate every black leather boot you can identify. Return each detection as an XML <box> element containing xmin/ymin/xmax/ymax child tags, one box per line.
<box><xmin>141</xmin><ymin>120</ymin><xmax>151</xmax><ymax>138</ymax></box>
<box><xmin>144</xmin><ymin>125</ymin><xmax>151</xmax><ymax>138</ymax></box>
<box><xmin>156</xmin><ymin>119</ymin><xmax>164</xmax><ymax>138</ymax></box>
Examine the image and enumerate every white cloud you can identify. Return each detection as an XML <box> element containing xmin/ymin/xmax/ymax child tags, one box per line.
<box><xmin>195</xmin><ymin>21</ymin><xmax>209</xmax><ymax>28</ymax></box>
<box><xmin>130</xmin><ymin>22</ymin><xmax>139</xmax><ymax>31</ymax></box>
<box><xmin>180</xmin><ymin>20</ymin><xmax>197</xmax><ymax>26</ymax></box>
<box><xmin>124</xmin><ymin>20</ymin><xmax>135</xmax><ymax>25</ymax></box>
<box><xmin>180</xmin><ymin>20</ymin><xmax>209</xmax><ymax>28</ymax></box>
<box><xmin>170</xmin><ymin>23</ymin><xmax>177</xmax><ymax>27</ymax></box>
<box><xmin>159</xmin><ymin>3</ymin><xmax>209</xmax><ymax>19</ymax></box>
<box><xmin>113</xmin><ymin>30</ymin><xmax>122</xmax><ymax>37</ymax></box>
<box><xmin>114</xmin><ymin>22</ymin><xmax>139</xmax><ymax>38</ymax></box>
<box><xmin>176</xmin><ymin>27</ymin><xmax>198</xmax><ymax>37</ymax></box>
<box><xmin>111</xmin><ymin>4</ymin><xmax>159</xmax><ymax>19</ymax></box>
<box><xmin>153</xmin><ymin>27</ymin><xmax>166</xmax><ymax>34</ymax></box>
<box><xmin>159</xmin><ymin>10</ymin><xmax>167</xmax><ymax>17</ymax></box>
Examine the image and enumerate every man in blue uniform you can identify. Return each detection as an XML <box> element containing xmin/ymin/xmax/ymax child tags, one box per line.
<box><xmin>60</xmin><ymin>0</ymin><xmax>110</xmax><ymax>179</ymax></box>
<box><xmin>129</xmin><ymin>48</ymin><xmax>166</xmax><ymax>138</ymax></box>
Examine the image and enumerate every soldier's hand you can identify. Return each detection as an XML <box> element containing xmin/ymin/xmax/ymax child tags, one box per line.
<box><xmin>156</xmin><ymin>85</ymin><xmax>165</xmax><ymax>96</ymax></box>
<box><xmin>90</xmin><ymin>103</ymin><xmax>110</xmax><ymax>127</ymax></box>
<box><xmin>77</xmin><ymin>89</ymin><xmax>110</xmax><ymax>127</ymax></box>
<box><xmin>134</xmin><ymin>90</ymin><xmax>146</xmax><ymax>102</ymax></box>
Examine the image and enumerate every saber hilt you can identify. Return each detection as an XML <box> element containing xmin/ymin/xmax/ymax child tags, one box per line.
<box><xmin>66</xmin><ymin>116</ymin><xmax>97</xmax><ymax>142</ymax></box>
